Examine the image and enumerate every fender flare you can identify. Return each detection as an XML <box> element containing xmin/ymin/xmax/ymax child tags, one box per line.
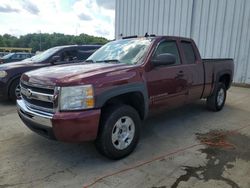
<box><xmin>95</xmin><ymin>82</ymin><xmax>149</xmax><ymax>119</ymax></box>
<box><xmin>211</xmin><ymin>69</ymin><xmax>233</xmax><ymax>94</ymax></box>
<box><xmin>215</xmin><ymin>69</ymin><xmax>232</xmax><ymax>83</ymax></box>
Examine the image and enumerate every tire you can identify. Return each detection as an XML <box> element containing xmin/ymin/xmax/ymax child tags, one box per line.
<box><xmin>206</xmin><ymin>82</ymin><xmax>226</xmax><ymax>111</ymax></box>
<box><xmin>95</xmin><ymin>105</ymin><xmax>141</xmax><ymax>160</ymax></box>
<box><xmin>9</xmin><ymin>79</ymin><xmax>21</xmax><ymax>101</ymax></box>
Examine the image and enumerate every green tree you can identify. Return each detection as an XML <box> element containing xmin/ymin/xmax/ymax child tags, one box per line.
<box><xmin>0</xmin><ymin>33</ymin><xmax>109</xmax><ymax>52</ymax></box>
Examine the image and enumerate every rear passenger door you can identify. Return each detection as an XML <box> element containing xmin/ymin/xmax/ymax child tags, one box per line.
<box><xmin>180</xmin><ymin>41</ymin><xmax>204</xmax><ymax>101</ymax></box>
<box><xmin>146</xmin><ymin>40</ymin><xmax>189</xmax><ymax>110</ymax></box>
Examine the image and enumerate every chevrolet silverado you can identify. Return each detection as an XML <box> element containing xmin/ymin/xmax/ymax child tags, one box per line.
<box><xmin>17</xmin><ymin>36</ymin><xmax>234</xmax><ymax>159</ymax></box>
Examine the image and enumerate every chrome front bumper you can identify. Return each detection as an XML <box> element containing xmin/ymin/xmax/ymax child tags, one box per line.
<box><xmin>17</xmin><ymin>99</ymin><xmax>53</xmax><ymax>128</ymax></box>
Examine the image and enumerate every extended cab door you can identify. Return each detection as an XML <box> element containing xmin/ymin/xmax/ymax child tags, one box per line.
<box><xmin>146</xmin><ymin>40</ymin><xmax>189</xmax><ymax>110</ymax></box>
<box><xmin>179</xmin><ymin>40</ymin><xmax>204</xmax><ymax>101</ymax></box>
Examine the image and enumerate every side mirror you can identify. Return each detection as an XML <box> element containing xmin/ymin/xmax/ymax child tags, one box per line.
<box><xmin>50</xmin><ymin>55</ymin><xmax>60</xmax><ymax>64</ymax></box>
<box><xmin>151</xmin><ymin>53</ymin><xmax>176</xmax><ymax>66</ymax></box>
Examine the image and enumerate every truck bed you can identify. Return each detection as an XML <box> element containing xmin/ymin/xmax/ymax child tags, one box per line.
<box><xmin>202</xmin><ymin>58</ymin><xmax>234</xmax><ymax>98</ymax></box>
<box><xmin>202</xmin><ymin>58</ymin><xmax>233</xmax><ymax>63</ymax></box>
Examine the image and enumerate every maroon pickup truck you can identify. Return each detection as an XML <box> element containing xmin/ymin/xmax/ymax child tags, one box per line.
<box><xmin>17</xmin><ymin>36</ymin><xmax>234</xmax><ymax>159</ymax></box>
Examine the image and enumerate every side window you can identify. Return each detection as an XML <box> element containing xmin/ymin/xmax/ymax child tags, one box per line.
<box><xmin>21</xmin><ymin>54</ymin><xmax>27</xmax><ymax>59</ymax></box>
<box><xmin>181</xmin><ymin>41</ymin><xmax>196</xmax><ymax>64</ymax></box>
<box><xmin>17</xmin><ymin>54</ymin><xmax>22</xmax><ymax>59</ymax></box>
<box><xmin>153</xmin><ymin>41</ymin><xmax>181</xmax><ymax>65</ymax></box>
<box><xmin>9</xmin><ymin>54</ymin><xmax>15</xmax><ymax>59</ymax></box>
<box><xmin>18</xmin><ymin>54</ymin><xmax>24</xmax><ymax>59</ymax></box>
<box><xmin>60</xmin><ymin>50</ymin><xmax>78</xmax><ymax>62</ymax></box>
<box><xmin>78</xmin><ymin>50</ymin><xmax>94</xmax><ymax>60</ymax></box>
<box><xmin>81</xmin><ymin>46</ymin><xmax>100</xmax><ymax>51</ymax></box>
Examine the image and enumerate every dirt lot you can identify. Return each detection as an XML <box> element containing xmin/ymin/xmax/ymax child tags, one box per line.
<box><xmin>0</xmin><ymin>86</ymin><xmax>250</xmax><ymax>188</ymax></box>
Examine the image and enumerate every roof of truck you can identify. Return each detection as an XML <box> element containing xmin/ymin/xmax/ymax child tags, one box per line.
<box><xmin>121</xmin><ymin>34</ymin><xmax>193</xmax><ymax>42</ymax></box>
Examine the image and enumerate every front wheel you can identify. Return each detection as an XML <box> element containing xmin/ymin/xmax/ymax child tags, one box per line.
<box><xmin>206</xmin><ymin>83</ymin><xmax>227</xmax><ymax>111</ymax></box>
<box><xmin>9</xmin><ymin>79</ymin><xmax>21</xmax><ymax>101</ymax></box>
<box><xmin>95</xmin><ymin>105</ymin><xmax>141</xmax><ymax>160</ymax></box>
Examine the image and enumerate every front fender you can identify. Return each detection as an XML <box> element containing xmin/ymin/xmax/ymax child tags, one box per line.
<box><xmin>95</xmin><ymin>82</ymin><xmax>149</xmax><ymax>119</ymax></box>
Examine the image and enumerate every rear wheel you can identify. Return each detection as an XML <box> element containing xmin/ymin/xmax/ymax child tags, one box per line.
<box><xmin>206</xmin><ymin>83</ymin><xmax>226</xmax><ymax>111</ymax></box>
<box><xmin>9</xmin><ymin>79</ymin><xmax>21</xmax><ymax>101</ymax></box>
<box><xmin>95</xmin><ymin>105</ymin><xmax>141</xmax><ymax>160</ymax></box>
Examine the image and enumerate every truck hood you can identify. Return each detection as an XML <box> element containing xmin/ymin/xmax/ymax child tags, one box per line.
<box><xmin>22</xmin><ymin>63</ymin><xmax>132</xmax><ymax>86</ymax></box>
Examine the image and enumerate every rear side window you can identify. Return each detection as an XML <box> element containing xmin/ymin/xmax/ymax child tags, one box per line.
<box><xmin>153</xmin><ymin>41</ymin><xmax>181</xmax><ymax>65</ymax></box>
<box><xmin>21</xmin><ymin>54</ymin><xmax>27</xmax><ymax>59</ymax></box>
<box><xmin>78</xmin><ymin>50</ymin><xmax>95</xmax><ymax>60</ymax></box>
<box><xmin>181</xmin><ymin>41</ymin><xmax>196</xmax><ymax>64</ymax></box>
<box><xmin>79</xmin><ymin>46</ymin><xmax>100</xmax><ymax>51</ymax></box>
<box><xmin>87</xmin><ymin>46</ymin><xmax>100</xmax><ymax>50</ymax></box>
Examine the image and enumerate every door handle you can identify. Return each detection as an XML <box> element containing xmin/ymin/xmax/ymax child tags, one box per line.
<box><xmin>176</xmin><ymin>71</ymin><xmax>184</xmax><ymax>78</ymax></box>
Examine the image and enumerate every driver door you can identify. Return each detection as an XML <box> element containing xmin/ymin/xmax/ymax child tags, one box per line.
<box><xmin>146</xmin><ymin>40</ymin><xmax>189</xmax><ymax>110</ymax></box>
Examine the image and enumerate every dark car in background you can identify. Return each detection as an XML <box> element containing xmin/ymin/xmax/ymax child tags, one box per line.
<box><xmin>0</xmin><ymin>52</ymin><xmax>33</xmax><ymax>64</ymax></box>
<box><xmin>0</xmin><ymin>52</ymin><xmax>9</xmax><ymax>58</ymax></box>
<box><xmin>0</xmin><ymin>45</ymin><xmax>101</xmax><ymax>100</ymax></box>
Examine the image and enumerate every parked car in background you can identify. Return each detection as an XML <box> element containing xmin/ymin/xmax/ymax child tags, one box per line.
<box><xmin>0</xmin><ymin>52</ymin><xmax>9</xmax><ymax>58</ymax></box>
<box><xmin>0</xmin><ymin>45</ymin><xmax>101</xmax><ymax>100</ymax></box>
<box><xmin>17</xmin><ymin>36</ymin><xmax>234</xmax><ymax>159</ymax></box>
<box><xmin>0</xmin><ymin>52</ymin><xmax>33</xmax><ymax>64</ymax></box>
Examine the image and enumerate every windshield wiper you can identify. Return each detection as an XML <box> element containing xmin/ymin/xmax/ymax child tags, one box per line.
<box><xmin>96</xmin><ymin>59</ymin><xmax>121</xmax><ymax>64</ymax></box>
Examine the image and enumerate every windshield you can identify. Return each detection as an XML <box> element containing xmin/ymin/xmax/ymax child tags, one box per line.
<box><xmin>86</xmin><ymin>38</ymin><xmax>153</xmax><ymax>65</ymax></box>
<box><xmin>2</xmin><ymin>53</ymin><xmax>14</xmax><ymax>59</ymax></box>
<box><xmin>27</xmin><ymin>47</ymin><xmax>61</xmax><ymax>62</ymax></box>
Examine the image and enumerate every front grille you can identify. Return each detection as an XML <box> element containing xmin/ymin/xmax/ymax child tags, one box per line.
<box><xmin>20</xmin><ymin>81</ymin><xmax>55</xmax><ymax>113</ymax></box>
<box><xmin>21</xmin><ymin>82</ymin><xmax>54</xmax><ymax>95</ymax></box>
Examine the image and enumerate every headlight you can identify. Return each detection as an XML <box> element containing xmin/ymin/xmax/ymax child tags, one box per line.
<box><xmin>0</xmin><ymin>71</ymin><xmax>7</xmax><ymax>78</ymax></box>
<box><xmin>59</xmin><ymin>85</ymin><xmax>94</xmax><ymax>111</ymax></box>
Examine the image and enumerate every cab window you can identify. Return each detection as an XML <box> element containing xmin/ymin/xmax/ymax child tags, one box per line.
<box><xmin>181</xmin><ymin>41</ymin><xmax>196</xmax><ymax>64</ymax></box>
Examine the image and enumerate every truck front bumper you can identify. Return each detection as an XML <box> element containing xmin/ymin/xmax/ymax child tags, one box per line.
<box><xmin>17</xmin><ymin>99</ymin><xmax>101</xmax><ymax>142</ymax></box>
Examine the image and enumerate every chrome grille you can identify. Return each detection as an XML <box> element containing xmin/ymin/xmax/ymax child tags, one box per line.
<box><xmin>20</xmin><ymin>81</ymin><xmax>55</xmax><ymax>114</ymax></box>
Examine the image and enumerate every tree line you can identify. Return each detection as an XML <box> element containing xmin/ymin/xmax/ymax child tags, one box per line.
<box><xmin>0</xmin><ymin>33</ymin><xmax>109</xmax><ymax>52</ymax></box>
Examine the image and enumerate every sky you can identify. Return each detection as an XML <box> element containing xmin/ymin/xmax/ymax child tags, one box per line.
<box><xmin>0</xmin><ymin>0</ymin><xmax>115</xmax><ymax>39</ymax></box>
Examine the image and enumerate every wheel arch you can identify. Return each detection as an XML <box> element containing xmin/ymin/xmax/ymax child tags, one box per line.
<box><xmin>215</xmin><ymin>70</ymin><xmax>232</xmax><ymax>90</ymax></box>
<box><xmin>7</xmin><ymin>74</ymin><xmax>22</xmax><ymax>97</ymax></box>
<box><xmin>95</xmin><ymin>83</ymin><xmax>149</xmax><ymax>120</ymax></box>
